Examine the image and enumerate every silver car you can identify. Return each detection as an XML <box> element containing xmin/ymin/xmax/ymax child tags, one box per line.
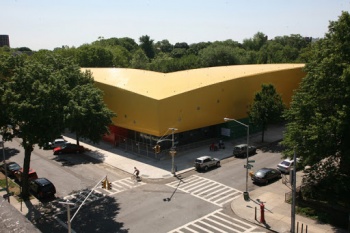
<box><xmin>194</xmin><ymin>156</ymin><xmax>220</xmax><ymax>171</ymax></box>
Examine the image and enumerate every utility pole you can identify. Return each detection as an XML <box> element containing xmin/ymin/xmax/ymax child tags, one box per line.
<box><xmin>169</xmin><ymin>128</ymin><xmax>178</xmax><ymax>175</ymax></box>
<box><xmin>291</xmin><ymin>149</ymin><xmax>297</xmax><ymax>233</ymax></box>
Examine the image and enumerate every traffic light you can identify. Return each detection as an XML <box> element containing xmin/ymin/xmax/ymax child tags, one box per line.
<box><xmin>154</xmin><ymin>144</ymin><xmax>161</xmax><ymax>153</ymax></box>
<box><xmin>101</xmin><ymin>176</ymin><xmax>112</xmax><ymax>189</ymax></box>
<box><xmin>101</xmin><ymin>180</ymin><xmax>107</xmax><ymax>189</ymax></box>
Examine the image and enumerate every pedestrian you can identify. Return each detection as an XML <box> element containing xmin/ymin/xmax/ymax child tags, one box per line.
<box><xmin>133</xmin><ymin>167</ymin><xmax>140</xmax><ymax>179</ymax></box>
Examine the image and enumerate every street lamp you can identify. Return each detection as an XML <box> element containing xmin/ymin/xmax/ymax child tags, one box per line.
<box><xmin>224</xmin><ymin>117</ymin><xmax>250</xmax><ymax>193</ymax></box>
<box><xmin>169</xmin><ymin>128</ymin><xmax>177</xmax><ymax>175</ymax></box>
<box><xmin>59</xmin><ymin>201</ymin><xmax>75</xmax><ymax>233</ymax></box>
<box><xmin>156</xmin><ymin>128</ymin><xmax>178</xmax><ymax>176</ymax></box>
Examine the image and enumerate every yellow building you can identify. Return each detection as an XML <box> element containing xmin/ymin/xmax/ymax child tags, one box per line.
<box><xmin>81</xmin><ymin>64</ymin><xmax>305</xmax><ymax>152</ymax></box>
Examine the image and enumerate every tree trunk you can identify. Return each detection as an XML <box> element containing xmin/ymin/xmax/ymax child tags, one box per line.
<box><xmin>261</xmin><ymin>122</ymin><xmax>266</xmax><ymax>143</ymax></box>
<box><xmin>76</xmin><ymin>132</ymin><xmax>80</xmax><ymax>146</ymax></box>
<box><xmin>21</xmin><ymin>144</ymin><xmax>33</xmax><ymax>200</ymax></box>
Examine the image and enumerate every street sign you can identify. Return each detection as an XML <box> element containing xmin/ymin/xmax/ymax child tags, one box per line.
<box><xmin>248</xmin><ymin>160</ymin><xmax>255</xmax><ymax>163</ymax></box>
<box><xmin>244</xmin><ymin>164</ymin><xmax>253</xmax><ymax>169</ymax></box>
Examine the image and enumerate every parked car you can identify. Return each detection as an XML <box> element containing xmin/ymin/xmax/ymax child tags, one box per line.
<box><xmin>0</xmin><ymin>161</ymin><xmax>22</xmax><ymax>177</ymax></box>
<box><xmin>251</xmin><ymin>168</ymin><xmax>281</xmax><ymax>185</ymax></box>
<box><xmin>277</xmin><ymin>158</ymin><xmax>295</xmax><ymax>173</ymax></box>
<box><xmin>53</xmin><ymin>143</ymin><xmax>85</xmax><ymax>155</ymax></box>
<box><xmin>44</xmin><ymin>138</ymin><xmax>68</xmax><ymax>149</ymax></box>
<box><xmin>194</xmin><ymin>155</ymin><xmax>220</xmax><ymax>171</ymax></box>
<box><xmin>14</xmin><ymin>168</ymin><xmax>38</xmax><ymax>183</ymax></box>
<box><xmin>233</xmin><ymin>144</ymin><xmax>257</xmax><ymax>158</ymax></box>
<box><xmin>29</xmin><ymin>178</ymin><xmax>56</xmax><ymax>199</ymax></box>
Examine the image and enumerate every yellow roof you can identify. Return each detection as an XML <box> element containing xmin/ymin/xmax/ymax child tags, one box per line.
<box><xmin>82</xmin><ymin>64</ymin><xmax>305</xmax><ymax>100</ymax></box>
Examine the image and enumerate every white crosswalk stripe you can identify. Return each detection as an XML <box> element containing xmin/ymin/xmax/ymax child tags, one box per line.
<box><xmin>49</xmin><ymin>178</ymin><xmax>145</xmax><ymax>215</ymax></box>
<box><xmin>166</xmin><ymin>175</ymin><xmax>242</xmax><ymax>207</ymax></box>
<box><xmin>168</xmin><ymin>209</ymin><xmax>267</xmax><ymax>233</ymax></box>
<box><xmin>96</xmin><ymin>177</ymin><xmax>146</xmax><ymax>195</ymax></box>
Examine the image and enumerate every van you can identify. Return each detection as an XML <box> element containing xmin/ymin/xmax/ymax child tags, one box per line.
<box><xmin>14</xmin><ymin>168</ymin><xmax>38</xmax><ymax>183</ymax></box>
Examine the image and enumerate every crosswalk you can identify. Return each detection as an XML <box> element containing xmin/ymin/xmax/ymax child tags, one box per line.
<box><xmin>168</xmin><ymin>209</ymin><xmax>266</xmax><ymax>233</ymax></box>
<box><xmin>95</xmin><ymin>177</ymin><xmax>146</xmax><ymax>196</ymax></box>
<box><xmin>49</xmin><ymin>177</ymin><xmax>145</xmax><ymax>215</ymax></box>
<box><xmin>166</xmin><ymin>175</ymin><xmax>241</xmax><ymax>207</ymax></box>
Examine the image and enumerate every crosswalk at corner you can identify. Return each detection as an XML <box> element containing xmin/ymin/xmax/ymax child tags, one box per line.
<box><xmin>49</xmin><ymin>177</ymin><xmax>145</xmax><ymax>215</ymax></box>
<box><xmin>166</xmin><ymin>175</ymin><xmax>241</xmax><ymax>207</ymax></box>
<box><xmin>95</xmin><ymin>177</ymin><xmax>146</xmax><ymax>196</ymax></box>
<box><xmin>168</xmin><ymin>209</ymin><xmax>267</xmax><ymax>233</ymax></box>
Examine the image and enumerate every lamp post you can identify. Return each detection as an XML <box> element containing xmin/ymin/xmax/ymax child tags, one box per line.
<box><xmin>169</xmin><ymin>128</ymin><xmax>178</xmax><ymax>175</ymax></box>
<box><xmin>59</xmin><ymin>201</ymin><xmax>75</xmax><ymax>233</ymax></box>
<box><xmin>0</xmin><ymin>140</ymin><xmax>10</xmax><ymax>202</ymax></box>
<box><xmin>224</xmin><ymin>118</ymin><xmax>250</xmax><ymax>193</ymax></box>
<box><xmin>156</xmin><ymin>128</ymin><xmax>178</xmax><ymax>175</ymax></box>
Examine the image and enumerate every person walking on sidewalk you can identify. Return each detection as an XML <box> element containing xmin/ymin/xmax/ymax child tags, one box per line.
<box><xmin>133</xmin><ymin>167</ymin><xmax>140</xmax><ymax>179</ymax></box>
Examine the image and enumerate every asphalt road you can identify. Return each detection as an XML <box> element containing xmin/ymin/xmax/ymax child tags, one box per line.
<box><xmin>3</xmin><ymin>139</ymin><xmax>284</xmax><ymax>233</ymax></box>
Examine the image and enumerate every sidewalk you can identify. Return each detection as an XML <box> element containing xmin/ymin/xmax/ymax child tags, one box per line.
<box><xmin>63</xmin><ymin>123</ymin><xmax>285</xmax><ymax>180</ymax></box>
<box><xmin>231</xmin><ymin>171</ymin><xmax>347</xmax><ymax>233</ymax></box>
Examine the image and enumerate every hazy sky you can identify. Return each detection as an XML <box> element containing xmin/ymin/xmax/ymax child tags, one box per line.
<box><xmin>2</xmin><ymin>0</ymin><xmax>349</xmax><ymax>51</ymax></box>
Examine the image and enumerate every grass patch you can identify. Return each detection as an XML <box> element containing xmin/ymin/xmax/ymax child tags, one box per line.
<box><xmin>0</xmin><ymin>172</ymin><xmax>21</xmax><ymax>196</ymax></box>
<box><xmin>0</xmin><ymin>172</ymin><xmax>35</xmax><ymax>201</ymax></box>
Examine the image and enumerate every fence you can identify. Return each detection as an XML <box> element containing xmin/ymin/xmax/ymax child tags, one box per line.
<box><xmin>114</xmin><ymin>135</ymin><xmax>218</xmax><ymax>160</ymax></box>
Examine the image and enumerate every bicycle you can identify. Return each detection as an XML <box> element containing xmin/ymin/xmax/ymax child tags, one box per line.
<box><xmin>131</xmin><ymin>174</ymin><xmax>142</xmax><ymax>183</ymax></box>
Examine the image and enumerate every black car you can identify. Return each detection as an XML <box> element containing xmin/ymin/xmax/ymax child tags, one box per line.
<box><xmin>251</xmin><ymin>168</ymin><xmax>281</xmax><ymax>185</ymax></box>
<box><xmin>0</xmin><ymin>161</ymin><xmax>22</xmax><ymax>177</ymax></box>
<box><xmin>233</xmin><ymin>144</ymin><xmax>257</xmax><ymax>158</ymax></box>
<box><xmin>29</xmin><ymin>178</ymin><xmax>56</xmax><ymax>199</ymax></box>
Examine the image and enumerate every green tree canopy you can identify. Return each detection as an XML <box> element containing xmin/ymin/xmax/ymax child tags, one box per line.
<box><xmin>248</xmin><ymin>84</ymin><xmax>285</xmax><ymax>142</ymax></box>
<box><xmin>76</xmin><ymin>45</ymin><xmax>114</xmax><ymax>67</ymax></box>
<box><xmin>139</xmin><ymin>35</ymin><xmax>155</xmax><ymax>59</ymax></box>
<box><xmin>0</xmin><ymin>53</ymin><xmax>115</xmax><ymax>199</ymax></box>
<box><xmin>65</xmin><ymin>81</ymin><xmax>115</xmax><ymax>145</ymax></box>
<box><xmin>282</xmin><ymin>11</ymin><xmax>350</xmax><ymax>203</ymax></box>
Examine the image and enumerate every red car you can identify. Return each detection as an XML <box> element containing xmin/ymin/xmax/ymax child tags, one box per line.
<box><xmin>53</xmin><ymin>143</ymin><xmax>85</xmax><ymax>155</ymax></box>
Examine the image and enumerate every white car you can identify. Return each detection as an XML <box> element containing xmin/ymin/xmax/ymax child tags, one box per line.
<box><xmin>277</xmin><ymin>158</ymin><xmax>294</xmax><ymax>173</ymax></box>
<box><xmin>48</xmin><ymin>138</ymin><xmax>68</xmax><ymax>149</ymax></box>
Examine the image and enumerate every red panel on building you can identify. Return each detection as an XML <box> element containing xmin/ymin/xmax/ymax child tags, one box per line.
<box><xmin>103</xmin><ymin>125</ymin><xmax>128</xmax><ymax>145</ymax></box>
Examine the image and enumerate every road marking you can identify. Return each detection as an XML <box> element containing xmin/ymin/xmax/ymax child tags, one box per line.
<box><xmin>96</xmin><ymin>177</ymin><xmax>146</xmax><ymax>195</ymax></box>
<box><xmin>166</xmin><ymin>175</ymin><xmax>242</xmax><ymax>207</ymax></box>
<box><xmin>168</xmin><ymin>209</ymin><xmax>266</xmax><ymax>233</ymax></box>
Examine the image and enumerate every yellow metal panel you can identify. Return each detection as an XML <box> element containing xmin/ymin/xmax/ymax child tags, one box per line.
<box><xmin>83</xmin><ymin>64</ymin><xmax>305</xmax><ymax>136</ymax></box>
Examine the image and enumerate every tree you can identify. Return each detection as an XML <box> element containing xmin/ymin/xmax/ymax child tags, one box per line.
<box><xmin>282</xmin><ymin>12</ymin><xmax>350</xmax><ymax>203</ymax></box>
<box><xmin>154</xmin><ymin>39</ymin><xmax>173</xmax><ymax>53</ymax></box>
<box><xmin>130</xmin><ymin>49</ymin><xmax>149</xmax><ymax>69</ymax></box>
<box><xmin>64</xmin><ymin>81</ymin><xmax>116</xmax><ymax>145</ymax></box>
<box><xmin>76</xmin><ymin>45</ymin><xmax>114</xmax><ymax>67</ymax></box>
<box><xmin>199</xmin><ymin>44</ymin><xmax>240</xmax><ymax>67</ymax></box>
<box><xmin>1</xmin><ymin>56</ymin><xmax>69</xmax><ymax>199</ymax></box>
<box><xmin>139</xmin><ymin>35</ymin><xmax>155</xmax><ymax>59</ymax></box>
<box><xmin>0</xmin><ymin>53</ymin><xmax>115</xmax><ymax>199</ymax></box>
<box><xmin>242</xmin><ymin>32</ymin><xmax>268</xmax><ymax>51</ymax></box>
<box><xmin>248</xmin><ymin>84</ymin><xmax>285</xmax><ymax>142</ymax></box>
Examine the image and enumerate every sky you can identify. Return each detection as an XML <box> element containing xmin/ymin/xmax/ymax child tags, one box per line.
<box><xmin>2</xmin><ymin>0</ymin><xmax>349</xmax><ymax>51</ymax></box>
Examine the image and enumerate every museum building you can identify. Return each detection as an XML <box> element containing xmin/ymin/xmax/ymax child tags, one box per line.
<box><xmin>82</xmin><ymin>64</ymin><xmax>305</xmax><ymax>158</ymax></box>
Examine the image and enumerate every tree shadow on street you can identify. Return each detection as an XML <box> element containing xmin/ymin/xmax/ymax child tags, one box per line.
<box><xmin>259</xmin><ymin>140</ymin><xmax>285</xmax><ymax>153</ymax></box>
<box><xmin>33</xmin><ymin>195</ymin><xmax>128</xmax><ymax>233</ymax></box>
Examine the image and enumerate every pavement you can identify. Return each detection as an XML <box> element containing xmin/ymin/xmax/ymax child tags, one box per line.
<box><xmin>1</xmin><ymin>123</ymin><xmax>347</xmax><ymax>233</ymax></box>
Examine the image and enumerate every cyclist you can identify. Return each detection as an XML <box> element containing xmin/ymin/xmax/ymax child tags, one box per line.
<box><xmin>133</xmin><ymin>167</ymin><xmax>140</xmax><ymax>179</ymax></box>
